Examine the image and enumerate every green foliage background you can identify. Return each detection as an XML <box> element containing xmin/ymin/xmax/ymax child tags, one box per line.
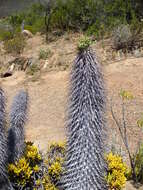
<box><xmin>0</xmin><ymin>0</ymin><xmax>143</xmax><ymax>41</ymax></box>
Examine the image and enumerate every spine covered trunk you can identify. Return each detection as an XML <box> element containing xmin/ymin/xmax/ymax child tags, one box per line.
<box><xmin>60</xmin><ymin>49</ymin><xmax>107</xmax><ymax>190</ymax></box>
<box><xmin>8</xmin><ymin>90</ymin><xmax>28</xmax><ymax>163</ymax></box>
<box><xmin>0</xmin><ymin>89</ymin><xmax>8</xmax><ymax>187</ymax></box>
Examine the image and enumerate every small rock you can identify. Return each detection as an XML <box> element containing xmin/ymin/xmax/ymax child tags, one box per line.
<box><xmin>9</xmin><ymin>63</ymin><xmax>15</xmax><ymax>72</ymax></box>
<box><xmin>22</xmin><ymin>30</ymin><xmax>33</xmax><ymax>38</ymax></box>
<box><xmin>43</xmin><ymin>60</ymin><xmax>49</xmax><ymax>69</ymax></box>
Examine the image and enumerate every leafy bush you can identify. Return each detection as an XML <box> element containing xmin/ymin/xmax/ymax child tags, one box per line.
<box><xmin>4</xmin><ymin>3</ymin><xmax>45</xmax><ymax>37</ymax></box>
<box><xmin>9</xmin><ymin>3</ymin><xmax>44</xmax><ymax>25</ymax></box>
<box><xmin>49</xmin><ymin>0</ymin><xmax>143</xmax><ymax>39</ymax></box>
<box><xmin>4</xmin><ymin>33</ymin><xmax>26</xmax><ymax>54</ymax></box>
<box><xmin>50</xmin><ymin>1</ymin><xmax>69</xmax><ymax>30</ymax></box>
<box><xmin>26</xmin><ymin>64</ymin><xmax>40</xmax><ymax>76</ymax></box>
<box><xmin>0</xmin><ymin>29</ymin><xmax>13</xmax><ymax>41</ymax></box>
<box><xmin>105</xmin><ymin>152</ymin><xmax>128</xmax><ymax>190</ymax></box>
<box><xmin>39</xmin><ymin>48</ymin><xmax>52</xmax><ymax>60</ymax></box>
<box><xmin>112</xmin><ymin>21</ymin><xmax>143</xmax><ymax>51</ymax></box>
<box><xmin>24</xmin><ymin>17</ymin><xmax>45</xmax><ymax>34</ymax></box>
<box><xmin>112</xmin><ymin>24</ymin><xmax>132</xmax><ymax>50</ymax></box>
<box><xmin>86</xmin><ymin>24</ymin><xmax>100</xmax><ymax>37</ymax></box>
<box><xmin>2</xmin><ymin>0</ymin><xmax>143</xmax><ymax>45</ymax></box>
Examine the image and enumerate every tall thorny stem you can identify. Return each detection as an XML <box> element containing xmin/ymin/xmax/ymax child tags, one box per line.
<box><xmin>0</xmin><ymin>89</ymin><xmax>28</xmax><ymax>189</ymax></box>
<box><xmin>0</xmin><ymin>88</ymin><xmax>8</xmax><ymax>187</ymax></box>
<box><xmin>8</xmin><ymin>90</ymin><xmax>28</xmax><ymax>163</ymax></box>
<box><xmin>60</xmin><ymin>48</ymin><xmax>107</xmax><ymax>189</ymax></box>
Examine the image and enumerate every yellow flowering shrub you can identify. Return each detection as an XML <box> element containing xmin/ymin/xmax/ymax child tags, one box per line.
<box><xmin>105</xmin><ymin>152</ymin><xmax>128</xmax><ymax>190</ymax></box>
<box><xmin>8</xmin><ymin>142</ymin><xmax>42</xmax><ymax>189</ymax></box>
<box><xmin>42</xmin><ymin>174</ymin><xmax>58</xmax><ymax>190</ymax></box>
<box><xmin>8</xmin><ymin>158</ymin><xmax>32</xmax><ymax>186</ymax></box>
<box><xmin>24</xmin><ymin>141</ymin><xmax>42</xmax><ymax>165</ymax></box>
<box><xmin>48</xmin><ymin>160</ymin><xmax>63</xmax><ymax>179</ymax></box>
<box><xmin>45</xmin><ymin>142</ymin><xmax>66</xmax><ymax>184</ymax></box>
<box><xmin>8</xmin><ymin>141</ymin><xmax>66</xmax><ymax>189</ymax></box>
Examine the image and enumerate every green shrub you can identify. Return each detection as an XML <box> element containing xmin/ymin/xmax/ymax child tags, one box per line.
<box><xmin>8</xmin><ymin>3</ymin><xmax>44</xmax><ymax>26</ymax></box>
<box><xmin>50</xmin><ymin>0</ymin><xmax>98</xmax><ymax>31</ymax></box>
<box><xmin>86</xmin><ymin>24</ymin><xmax>99</xmax><ymax>37</ymax></box>
<box><xmin>39</xmin><ymin>48</ymin><xmax>52</xmax><ymax>60</ymax></box>
<box><xmin>112</xmin><ymin>24</ymin><xmax>132</xmax><ymax>50</ymax></box>
<box><xmin>0</xmin><ymin>29</ymin><xmax>13</xmax><ymax>41</ymax></box>
<box><xmin>3</xmin><ymin>0</ymin><xmax>143</xmax><ymax>42</ymax></box>
<box><xmin>8</xmin><ymin>13</ymin><xmax>25</xmax><ymax>27</ymax></box>
<box><xmin>50</xmin><ymin>0</ymin><xmax>69</xmax><ymax>30</ymax></box>
<box><xmin>24</xmin><ymin>18</ymin><xmax>45</xmax><ymax>34</ymax></box>
<box><xmin>26</xmin><ymin>64</ymin><xmax>40</xmax><ymax>76</ymax></box>
<box><xmin>6</xmin><ymin>3</ymin><xmax>45</xmax><ymax>36</ymax></box>
<box><xmin>105</xmin><ymin>152</ymin><xmax>128</xmax><ymax>190</ymax></box>
<box><xmin>4</xmin><ymin>33</ymin><xmax>26</xmax><ymax>54</ymax></box>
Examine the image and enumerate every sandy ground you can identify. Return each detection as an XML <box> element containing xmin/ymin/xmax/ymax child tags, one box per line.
<box><xmin>1</xmin><ymin>71</ymin><xmax>68</xmax><ymax>151</ymax></box>
<box><xmin>1</xmin><ymin>56</ymin><xmax>143</xmax><ymax>155</ymax></box>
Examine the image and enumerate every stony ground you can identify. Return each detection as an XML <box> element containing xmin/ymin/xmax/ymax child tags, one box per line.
<box><xmin>1</xmin><ymin>33</ymin><xmax>143</xmax><ymax>189</ymax></box>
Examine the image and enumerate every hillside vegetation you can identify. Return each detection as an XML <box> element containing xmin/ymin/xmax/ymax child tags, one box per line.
<box><xmin>0</xmin><ymin>1</ymin><xmax>143</xmax><ymax>44</ymax></box>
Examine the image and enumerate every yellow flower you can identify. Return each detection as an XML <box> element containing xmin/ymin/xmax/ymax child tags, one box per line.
<box><xmin>33</xmin><ymin>165</ymin><xmax>40</xmax><ymax>172</ymax></box>
<box><xmin>35</xmin><ymin>179</ymin><xmax>41</xmax><ymax>186</ymax></box>
<box><xmin>120</xmin><ymin>90</ymin><xmax>134</xmax><ymax>100</ymax></box>
<box><xmin>42</xmin><ymin>175</ymin><xmax>58</xmax><ymax>190</ymax></box>
<box><xmin>48</xmin><ymin>161</ymin><xmax>62</xmax><ymax>178</ymax></box>
<box><xmin>25</xmin><ymin>143</ymin><xmax>42</xmax><ymax>163</ymax></box>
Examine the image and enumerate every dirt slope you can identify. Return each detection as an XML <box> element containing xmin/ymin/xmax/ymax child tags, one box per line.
<box><xmin>1</xmin><ymin>71</ymin><xmax>68</xmax><ymax>151</ymax></box>
<box><xmin>1</xmin><ymin>56</ymin><xmax>143</xmax><ymax>152</ymax></box>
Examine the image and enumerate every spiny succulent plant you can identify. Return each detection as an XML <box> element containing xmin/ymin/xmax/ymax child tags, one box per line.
<box><xmin>8</xmin><ymin>90</ymin><xmax>28</xmax><ymax>163</ymax></box>
<box><xmin>0</xmin><ymin>88</ymin><xmax>9</xmax><ymax>187</ymax></box>
<box><xmin>60</xmin><ymin>48</ymin><xmax>107</xmax><ymax>190</ymax></box>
